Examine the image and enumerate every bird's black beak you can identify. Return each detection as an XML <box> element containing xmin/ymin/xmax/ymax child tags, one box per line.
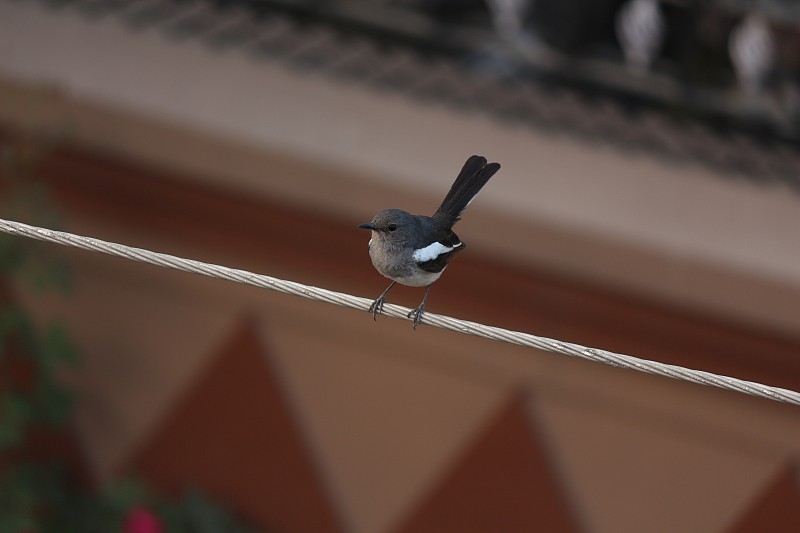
<box><xmin>358</xmin><ymin>223</ymin><xmax>375</xmax><ymax>230</ymax></box>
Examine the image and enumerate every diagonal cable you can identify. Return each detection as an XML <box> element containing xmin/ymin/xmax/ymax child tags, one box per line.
<box><xmin>1</xmin><ymin>217</ymin><xmax>799</xmax><ymax>407</ymax></box>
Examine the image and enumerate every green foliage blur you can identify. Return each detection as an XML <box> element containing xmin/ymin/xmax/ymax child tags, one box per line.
<box><xmin>0</xmin><ymin>133</ymin><xmax>260</xmax><ymax>533</ymax></box>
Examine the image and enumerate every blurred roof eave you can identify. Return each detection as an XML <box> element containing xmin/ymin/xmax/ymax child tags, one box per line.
<box><xmin>22</xmin><ymin>0</ymin><xmax>800</xmax><ymax>187</ymax></box>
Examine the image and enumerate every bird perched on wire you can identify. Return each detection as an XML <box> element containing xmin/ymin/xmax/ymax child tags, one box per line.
<box><xmin>358</xmin><ymin>155</ymin><xmax>501</xmax><ymax>328</ymax></box>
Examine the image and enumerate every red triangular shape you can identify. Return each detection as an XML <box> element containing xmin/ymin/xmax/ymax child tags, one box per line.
<box><xmin>392</xmin><ymin>394</ymin><xmax>581</xmax><ymax>533</ymax></box>
<box><xmin>124</xmin><ymin>318</ymin><xmax>344</xmax><ymax>533</ymax></box>
<box><xmin>727</xmin><ymin>464</ymin><xmax>800</xmax><ymax>533</ymax></box>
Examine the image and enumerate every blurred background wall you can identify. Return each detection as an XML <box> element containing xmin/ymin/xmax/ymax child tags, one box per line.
<box><xmin>1</xmin><ymin>0</ymin><xmax>800</xmax><ymax>532</ymax></box>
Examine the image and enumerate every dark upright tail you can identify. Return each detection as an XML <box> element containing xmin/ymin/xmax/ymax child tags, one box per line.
<box><xmin>433</xmin><ymin>155</ymin><xmax>501</xmax><ymax>227</ymax></box>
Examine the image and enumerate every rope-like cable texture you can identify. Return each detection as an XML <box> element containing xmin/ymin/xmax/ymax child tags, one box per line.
<box><xmin>2</xmin><ymin>217</ymin><xmax>799</xmax><ymax>407</ymax></box>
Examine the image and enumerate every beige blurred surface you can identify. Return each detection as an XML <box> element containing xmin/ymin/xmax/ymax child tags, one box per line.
<box><xmin>4</xmin><ymin>2</ymin><xmax>800</xmax><ymax>532</ymax></box>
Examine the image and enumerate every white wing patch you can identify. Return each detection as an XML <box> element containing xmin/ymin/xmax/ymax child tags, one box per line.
<box><xmin>412</xmin><ymin>241</ymin><xmax>462</xmax><ymax>263</ymax></box>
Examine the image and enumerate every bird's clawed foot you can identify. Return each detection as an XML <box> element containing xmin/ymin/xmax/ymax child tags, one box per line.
<box><xmin>368</xmin><ymin>295</ymin><xmax>387</xmax><ymax>321</ymax></box>
<box><xmin>366</xmin><ymin>281</ymin><xmax>429</xmax><ymax>329</ymax></box>
<box><xmin>368</xmin><ymin>281</ymin><xmax>396</xmax><ymax>321</ymax></box>
<box><xmin>407</xmin><ymin>285</ymin><xmax>432</xmax><ymax>329</ymax></box>
<box><xmin>407</xmin><ymin>305</ymin><xmax>425</xmax><ymax>330</ymax></box>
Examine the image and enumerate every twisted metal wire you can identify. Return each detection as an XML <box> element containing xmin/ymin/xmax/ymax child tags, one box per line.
<box><xmin>2</xmin><ymin>216</ymin><xmax>799</xmax><ymax>407</ymax></box>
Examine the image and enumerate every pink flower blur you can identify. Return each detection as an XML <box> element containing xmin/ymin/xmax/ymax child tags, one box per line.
<box><xmin>123</xmin><ymin>506</ymin><xmax>164</xmax><ymax>533</ymax></box>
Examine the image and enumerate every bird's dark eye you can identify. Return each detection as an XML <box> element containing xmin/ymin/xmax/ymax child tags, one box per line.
<box><xmin>387</xmin><ymin>223</ymin><xmax>397</xmax><ymax>232</ymax></box>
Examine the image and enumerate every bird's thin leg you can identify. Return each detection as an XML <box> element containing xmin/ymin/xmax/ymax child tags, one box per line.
<box><xmin>369</xmin><ymin>281</ymin><xmax>396</xmax><ymax>320</ymax></box>
<box><xmin>407</xmin><ymin>284</ymin><xmax>432</xmax><ymax>329</ymax></box>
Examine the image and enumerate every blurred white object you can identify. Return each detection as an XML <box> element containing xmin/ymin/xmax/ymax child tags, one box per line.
<box><xmin>729</xmin><ymin>13</ymin><xmax>775</xmax><ymax>95</ymax></box>
<box><xmin>616</xmin><ymin>0</ymin><xmax>664</xmax><ymax>71</ymax></box>
<box><xmin>487</xmin><ymin>0</ymin><xmax>531</xmax><ymax>37</ymax></box>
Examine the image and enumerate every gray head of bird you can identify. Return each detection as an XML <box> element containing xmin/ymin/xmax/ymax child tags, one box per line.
<box><xmin>358</xmin><ymin>209</ymin><xmax>417</xmax><ymax>244</ymax></box>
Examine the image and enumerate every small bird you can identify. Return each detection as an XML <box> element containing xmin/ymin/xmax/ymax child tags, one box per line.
<box><xmin>358</xmin><ymin>155</ymin><xmax>501</xmax><ymax>328</ymax></box>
